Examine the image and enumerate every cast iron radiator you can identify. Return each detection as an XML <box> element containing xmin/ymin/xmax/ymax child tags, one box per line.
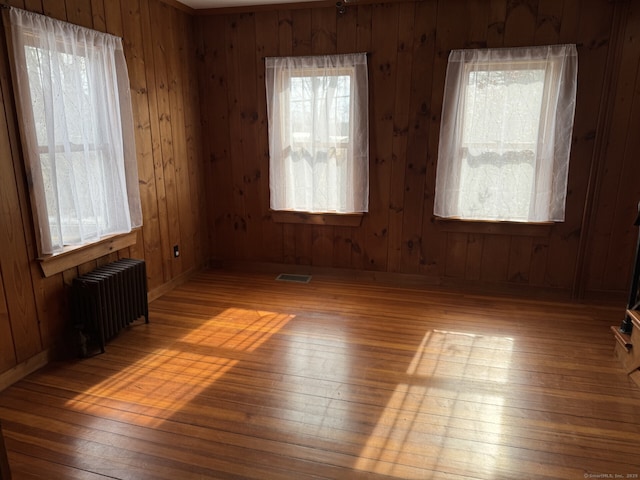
<box><xmin>71</xmin><ymin>258</ymin><xmax>148</xmax><ymax>356</ymax></box>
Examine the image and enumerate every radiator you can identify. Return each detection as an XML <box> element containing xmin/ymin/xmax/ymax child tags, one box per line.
<box><xmin>71</xmin><ymin>258</ymin><xmax>148</xmax><ymax>356</ymax></box>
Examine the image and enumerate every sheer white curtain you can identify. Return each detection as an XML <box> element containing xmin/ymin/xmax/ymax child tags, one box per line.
<box><xmin>265</xmin><ymin>53</ymin><xmax>368</xmax><ymax>213</ymax></box>
<box><xmin>434</xmin><ymin>44</ymin><xmax>578</xmax><ymax>222</ymax></box>
<box><xmin>7</xmin><ymin>8</ymin><xmax>141</xmax><ymax>254</ymax></box>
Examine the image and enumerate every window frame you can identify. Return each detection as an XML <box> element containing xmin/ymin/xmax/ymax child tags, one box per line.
<box><xmin>265</xmin><ymin>53</ymin><xmax>369</xmax><ymax>216</ymax></box>
<box><xmin>26</xmin><ymin>41</ymin><xmax>114</xmax><ymax>246</ymax></box>
<box><xmin>434</xmin><ymin>44</ymin><xmax>578</xmax><ymax>224</ymax></box>
<box><xmin>4</xmin><ymin>7</ymin><xmax>141</xmax><ymax>259</ymax></box>
<box><xmin>284</xmin><ymin>65</ymin><xmax>354</xmax><ymax>214</ymax></box>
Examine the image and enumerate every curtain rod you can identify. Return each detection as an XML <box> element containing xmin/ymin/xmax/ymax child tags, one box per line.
<box><xmin>262</xmin><ymin>52</ymin><xmax>370</xmax><ymax>59</ymax></box>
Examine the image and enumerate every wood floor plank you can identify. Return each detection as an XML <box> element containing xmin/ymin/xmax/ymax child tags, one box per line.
<box><xmin>0</xmin><ymin>269</ymin><xmax>639</xmax><ymax>479</ymax></box>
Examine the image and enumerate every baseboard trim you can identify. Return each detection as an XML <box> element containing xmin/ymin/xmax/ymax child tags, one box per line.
<box><xmin>213</xmin><ymin>260</ymin><xmax>442</xmax><ymax>290</ymax></box>
<box><xmin>0</xmin><ymin>264</ymin><xmax>205</xmax><ymax>392</ymax></box>
<box><xmin>147</xmin><ymin>264</ymin><xmax>205</xmax><ymax>302</ymax></box>
<box><xmin>0</xmin><ymin>349</ymin><xmax>51</xmax><ymax>392</ymax></box>
<box><xmin>213</xmin><ymin>260</ymin><xmax>579</xmax><ymax>301</ymax></box>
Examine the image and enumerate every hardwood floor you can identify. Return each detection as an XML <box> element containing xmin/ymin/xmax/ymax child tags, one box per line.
<box><xmin>1</xmin><ymin>269</ymin><xmax>639</xmax><ymax>479</ymax></box>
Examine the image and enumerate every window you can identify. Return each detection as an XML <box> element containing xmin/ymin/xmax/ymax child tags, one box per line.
<box><xmin>5</xmin><ymin>8</ymin><xmax>141</xmax><ymax>255</ymax></box>
<box><xmin>434</xmin><ymin>45</ymin><xmax>578</xmax><ymax>223</ymax></box>
<box><xmin>265</xmin><ymin>53</ymin><xmax>369</xmax><ymax>214</ymax></box>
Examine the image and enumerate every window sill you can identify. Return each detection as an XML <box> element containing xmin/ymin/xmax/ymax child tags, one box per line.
<box><xmin>434</xmin><ymin>217</ymin><xmax>553</xmax><ymax>237</ymax></box>
<box><xmin>38</xmin><ymin>230</ymin><xmax>139</xmax><ymax>278</ymax></box>
<box><xmin>271</xmin><ymin>210</ymin><xmax>364</xmax><ymax>227</ymax></box>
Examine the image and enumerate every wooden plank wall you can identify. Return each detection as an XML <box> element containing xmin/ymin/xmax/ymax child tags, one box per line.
<box><xmin>583</xmin><ymin>1</ymin><xmax>640</xmax><ymax>296</ymax></box>
<box><xmin>0</xmin><ymin>0</ymin><xmax>207</xmax><ymax>377</ymax></box>
<box><xmin>1</xmin><ymin>0</ymin><xmax>639</xmax><ymax>383</ymax></box>
<box><xmin>197</xmin><ymin>0</ymin><xmax>640</xmax><ymax>298</ymax></box>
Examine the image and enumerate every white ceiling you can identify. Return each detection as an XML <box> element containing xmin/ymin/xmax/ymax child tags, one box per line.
<box><xmin>176</xmin><ymin>0</ymin><xmax>320</xmax><ymax>9</ymax></box>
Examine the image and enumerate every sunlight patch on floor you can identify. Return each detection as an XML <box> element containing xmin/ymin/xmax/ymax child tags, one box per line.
<box><xmin>355</xmin><ymin>329</ymin><xmax>513</xmax><ymax>479</ymax></box>
<box><xmin>65</xmin><ymin>308</ymin><xmax>294</xmax><ymax>426</ymax></box>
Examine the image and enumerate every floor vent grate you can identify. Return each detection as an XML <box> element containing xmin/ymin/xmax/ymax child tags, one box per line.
<box><xmin>276</xmin><ymin>273</ymin><xmax>312</xmax><ymax>283</ymax></box>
